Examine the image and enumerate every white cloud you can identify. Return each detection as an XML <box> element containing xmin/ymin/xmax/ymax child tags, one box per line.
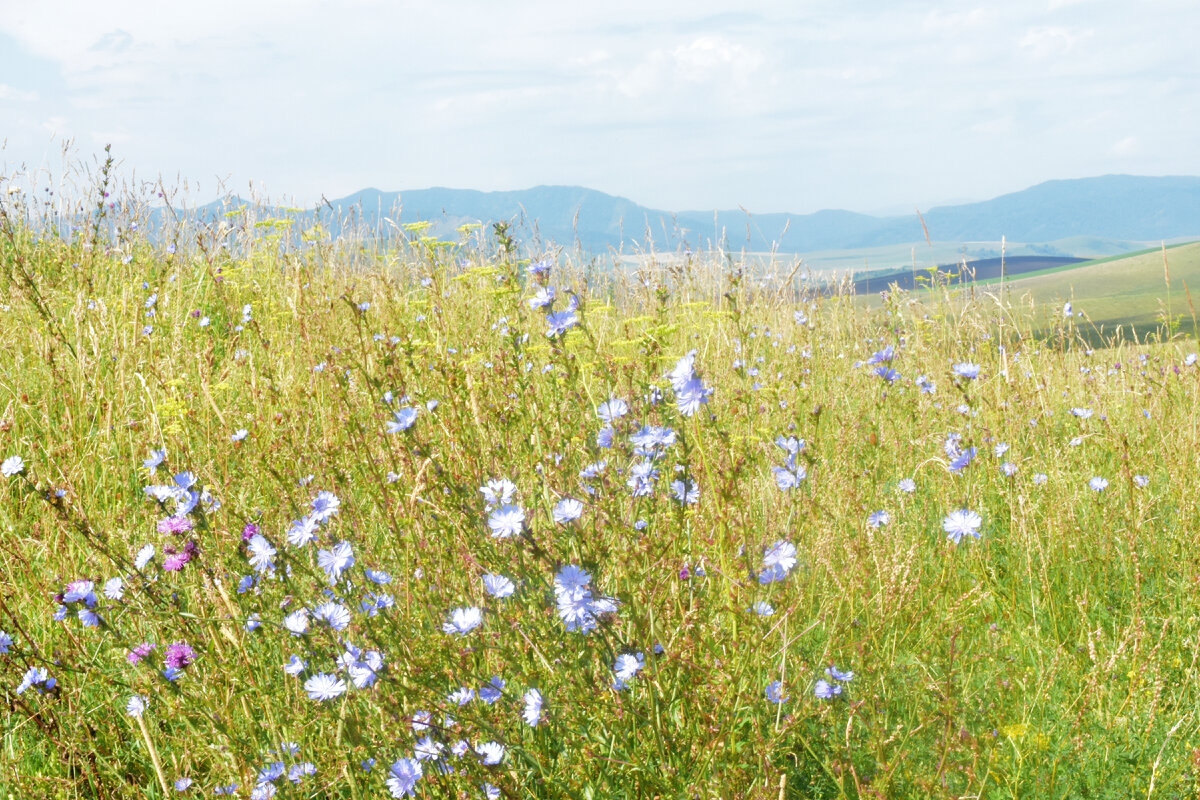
<box><xmin>1018</xmin><ymin>26</ymin><xmax>1093</xmax><ymax>59</ymax></box>
<box><xmin>41</xmin><ymin>116</ymin><xmax>69</xmax><ymax>137</ymax></box>
<box><xmin>970</xmin><ymin>116</ymin><xmax>1015</xmax><ymax>135</ymax></box>
<box><xmin>923</xmin><ymin>8</ymin><xmax>989</xmax><ymax>33</ymax></box>
<box><xmin>0</xmin><ymin>84</ymin><xmax>38</xmax><ymax>102</ymax></box>
<box><xmin>613</xmin><ymin>36</ymin><xmax>765</xmax><ymax>99</ymax></box>
<box><xmin>1108</xmin><ymin>136</ymin><xmax>1139</xmax><ymax>156</ymax></box>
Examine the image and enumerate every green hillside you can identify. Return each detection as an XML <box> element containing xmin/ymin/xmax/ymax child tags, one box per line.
<box><xmin>1000</xmin><ymin>241</ymin><xmax>1200</xmax><ymax>339</ymax></box>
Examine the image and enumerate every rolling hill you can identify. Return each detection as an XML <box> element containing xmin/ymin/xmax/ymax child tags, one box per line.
<box><xmin>998</xmin><ymin>241</ymin><xmax>1200</xmax><ymax>338</ymax></box>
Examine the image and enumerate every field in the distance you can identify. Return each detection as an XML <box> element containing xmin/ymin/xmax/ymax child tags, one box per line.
<box><xmin>858</xmin><ymin>241</ymin><xmax>1200</xmax><ymax>341</ymax></box>
<box><xmin>2</xmin><ymin>195</ymin><xmax>1200</xmax><ymax>799</ymax></box>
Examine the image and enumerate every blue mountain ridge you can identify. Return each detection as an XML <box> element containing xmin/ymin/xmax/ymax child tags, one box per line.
<box><xmin>208</xmin><ymin>175</ymin><xmax>1200</xmax><ymax>255</ymax></box>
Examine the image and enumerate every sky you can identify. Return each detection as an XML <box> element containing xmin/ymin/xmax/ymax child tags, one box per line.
<box><xmin>1</xmin><ymin>0</ymin><xmax>1197</xmax><ymax>215</ymax></box>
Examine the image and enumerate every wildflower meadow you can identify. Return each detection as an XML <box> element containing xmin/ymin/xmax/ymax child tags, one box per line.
<box><xmin>2</xmin><ymin>178</ymin><xmax>1200</xmax><ymax>799</ymax></box>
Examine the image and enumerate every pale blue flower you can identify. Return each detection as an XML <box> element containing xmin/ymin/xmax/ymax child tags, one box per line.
<box><xmin>814</xmin><ymin>679</ymin><xmax>841</xmax><ymax>699</ymax></box>
<box><xmin>288</xmin><ymin>763</ymin><xmax>316</xmax><ymax>784</ymax></box>
<box><xmin>772</xmin><ymin>464</ymin><xmax>806</xmax><ymax>490</ymax></box>
<box><xmin>487</xmin><ymin>504</ymin><xmax>524</xmax><ymax>538</ymax></box>
<box><xmin>247</xmin><ymin>535</ymin><xmax>276</xmax><ymax>574</ymax></box>
<box><xmin>597</xmin><ymin>397</ymin><xmax>628</xmax><ymax>423</ymax></box>
<box><xmin>283</xmin><ymin>609</ymin><xmax>309</xmax><ymax>636</ymax></box>
<box><xmin>317</xmin><ymin>541</ymin><xmax>355</xmax><ymax>585</ymax></box>
<box><xmin>948</xmin><ymin>446</ymin><xmax>977</xmax><ymax>474</ymax></box>
<box><xmin>826</xmin><ymin>666</ymin><xmax>855</xmax><ymax>682</ymax></box>
<box><xmin>16</xmin><ymin>666</ymin><xmax>55</xmax><ymax>694</ymax></box>
<box><xmin>614</xmin><ymin>652</ymin><xmax>644</xmax><ymax>681</ymax></box>
<box><xmin>479</xmin><ymin>478</ymin><xmax>516</xmax><ymax>508</ymax></box>
<box><xmin>675</xmin><ymin>377</ymin><xmax>711</xmax><ymax>416</ymax></box>
<box><xmin>528</xmin><ymin>286</ymin><xmax>556</xmax><ymax>309</ymax></box>
<box><xmin>443</xmin><ymin>607</ymin><xmax>482</xmax><ymax>636</ymax></box>
<box><xmin>312</xmin><ymin>602</ymin><xmax>352</xmax><ymax>631</ymax></box>
<box><xmin>671</xmin><ymin>479</ymin><xmax>700</xmax><ymax>505</ymax></box>
<box><xmin>866</xmin><ymin>345</ymin><xmax>894</xmax><ymax>365</ymax></box>
<box><xmin>943</xmin><ymin>509</ymin><xmax>982</xmax><ymax>544</ymax></box>
<box><xmin>522</xmin><ymin>689</ymin><xmax>543</xmax><ymax>727</ymax></box>
<box><xmin>596</xmin><ymin>426</ymin><xmax>615</xmax><ymax>448</ymax></box>
<box><xmin>386</xmin><ymin>758</ymin><xmax>422</xmax><ymax>798</ymax></box>
<box><xmin>545</xmin><ymin>309</ymin><xmax>578</xmax><ymax>338</ymax></box>
<box><xmin>387</xmin><ymin>408</ymin><xmax>419</xmax><ymax>433</ymax></box>
<box><xmin>479</xmin><ymin>677</ymin><xmax>505</xmax><ymax>704</ymax></box>
<box><xmin>475</xmin><ymin>742</ymin><xmax>505</xmax><ymax>766</ymax></box>
<box><xmin>304</xmin><ymin>673</ymin><xmax>346</xmax><ymax>702</ymax></box>
<box><xmin>365</xmin><ymin>568</ymin><xmax>392</xmax><ymax>584</ymax></box>
<box><xmin>310</xmin><ymin>491</ymin><xmax>340</xmax><ymax>523</ymax></box>
<box><xmin>287</xmin><ymin>515</ymin><xmax>320</xmax><ymax>547</ymax></box>
<box><xmin>143</xmin><ymin>449</ymin><xmax>166</xmax><ymax>474</ymax></box>
<box><xmin>750</xmin><ymin>601</ymin><xmax>775</xmax><ymax>617</ymax></box>
<box><xmin>552</xmin><ymin>498</ymin><xmax>584</xmax><ymax>524</ymax></box>
<box><xmin>759</xmin><ymin>540</ymin><xmax>797</xmax><ymax>584</ymax></box>
<box><xmin>414</xmin><ymin>736</ymin><xmax>444</xmax><ymax>762</ymax></box>
<box><xmin>952</xmin><ymin>362</ymin><xmax>980</xmax><ymax>379</ymax></box>
<box><xmin>448</xmin><ymin>687</ymin><xmax>475</xmax><ymax>706</ymax></box>
<box><xmin>482</xmin><ymin>574</ymin><xmax>515</xmax><ymax>599</ymax></box>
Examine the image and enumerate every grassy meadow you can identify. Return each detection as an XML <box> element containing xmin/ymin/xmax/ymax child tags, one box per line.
<box><xmin>3</xmin><ymin>186</ymin><xmax>1200</xmax><ymax>799</ymax></box>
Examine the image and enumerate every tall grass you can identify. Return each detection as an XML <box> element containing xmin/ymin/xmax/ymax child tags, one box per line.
<box><xmin>1</xmin><ymin>173</ymin><xmax>1199</xmax><ymax>799</ymax></box>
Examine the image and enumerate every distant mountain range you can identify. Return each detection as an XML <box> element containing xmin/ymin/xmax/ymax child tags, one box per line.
<box><xmin>208</xmin><ymin>175</ymin><xmax>1200</xmax><ymax>258</ymax></box>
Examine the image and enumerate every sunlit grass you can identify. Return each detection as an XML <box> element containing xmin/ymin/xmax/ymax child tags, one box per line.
<box><xmin>2</xmin><ymin>182</ymin><xmax>1200</xmax><ymax>799</ymax></box>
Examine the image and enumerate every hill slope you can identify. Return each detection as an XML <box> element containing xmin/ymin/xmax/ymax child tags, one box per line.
<box><xmin>999</xmin><ymin>241</ymin><xmax>1200</xmax><ymax>336</ymax></box>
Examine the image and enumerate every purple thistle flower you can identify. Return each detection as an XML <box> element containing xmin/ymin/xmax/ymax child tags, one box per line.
<box><xmin>164</xmin><ymin>641</ymin><xmax>195</xmax><ymax>670</ymax></box>
<box><xmin>127</xmin><ymin>642</ymin><xmax>156</xmax><ymax>665</ymax></box>
<box><xmin>157</xmin><ymin>515</ymin><xmax>194</xmax><ymax>535</ymax></box>
<box><xmin>163</xmin><ymin>551</ymin><xmax>189</xmax><ymax>572</ymax></box>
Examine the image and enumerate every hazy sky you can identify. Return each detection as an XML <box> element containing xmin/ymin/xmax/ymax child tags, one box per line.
<box><xmin>1</xmin><ymin>1</ymin><xmax>1197</xmax><ymax>214</ymax></box>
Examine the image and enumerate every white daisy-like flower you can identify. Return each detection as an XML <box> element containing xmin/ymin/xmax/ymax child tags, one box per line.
<box><xmin>522</xmin><ymin>688</ymin><xmax>544</xmax><ymax>727</ymax></box>
<box><xmin>487</xmin><ymin>504</ymin><xmax>525</xmax><ymax>538</ymax></box>
<box><xmin>317</xmin><ymin>540</ymin><xmax>355</xmax><ymax>585</ymax></box>
<box><xmin>442</xmin><ymin>607</ymin><xmax>482</xmax><ymax>636</ymax></box>
<box><xmin>942</xmin><ymin>509</ymin><xmax>983</xmax><ymax>544</ymax></box>
<box><xmin>303</xmin><ymin>673</ymin><xmax>346</xmax><ymax>702</ymax></box>
<box><xmin>126</xmin><ymin>695</ymin><xmax>147</xmax><ymax>718</ymax></box>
